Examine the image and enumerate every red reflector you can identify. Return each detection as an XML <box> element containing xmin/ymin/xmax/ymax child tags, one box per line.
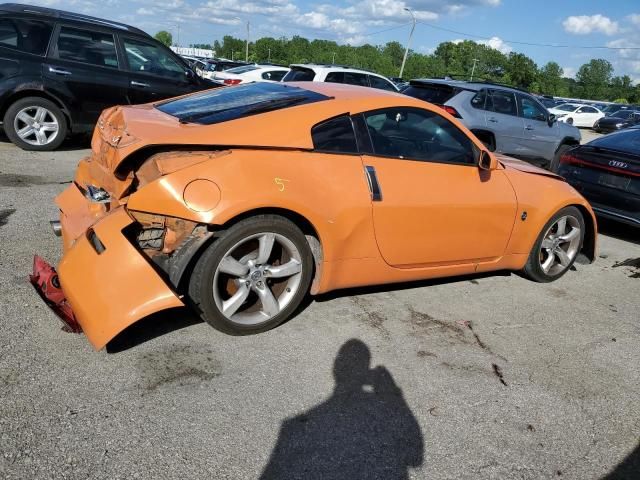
<box><xmin>439</xmin><ymin>105</ymin><xmax>461</xmax><ymax>118</ymax></box>
<box><xmin>223</xmin><ymin>78</ymin><xmax>241</xmax><ymax>85</ymax></box>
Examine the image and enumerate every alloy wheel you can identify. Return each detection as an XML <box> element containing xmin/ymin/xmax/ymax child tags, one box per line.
<box><xmin>538</xmin><ymin>215</ymin><xmax>581</xmax><ymax>276</ymax></box>
<box><xmin>13</xmin><ymin>106</ymin><xmax>59</xmax><ymax>146</ymax></box>
<box><xmin>212</xmin><ymin>232</ymin><xmax>303</xmax><ymax>325</ymax></box>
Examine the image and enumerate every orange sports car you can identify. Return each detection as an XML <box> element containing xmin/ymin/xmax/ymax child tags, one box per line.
<box><xmin>41</xmin><ymin>82</ymin><xmax>597</xmax><ymax>349</ymax></box>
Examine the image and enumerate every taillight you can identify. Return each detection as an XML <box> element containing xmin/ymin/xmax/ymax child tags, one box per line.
<box><xmin>560</xmin><ymin>153</ymin><xmax>577</xmax><ymax>165</ymax></box>
<box><xmin>439</xmin><ymin>105</ymin><xmax>461</xmax><ymax>118</ymax></box>
<box><xmin>223</xmin><ymin>78</ymin><xmax>241</xmax><ymax>85</ymax></box>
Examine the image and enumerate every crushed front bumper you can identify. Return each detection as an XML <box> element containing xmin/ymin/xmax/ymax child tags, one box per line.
<box><xmin>51</xmin><ymin>184</ymin><xmax>184</xmax><ymax>350</ymax></box>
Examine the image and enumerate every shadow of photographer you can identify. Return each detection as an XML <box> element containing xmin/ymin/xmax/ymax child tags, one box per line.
<box><xmin>260</xmin><ymin>339</ymin><xmax>424</xmax><ymax>480</ymax></box>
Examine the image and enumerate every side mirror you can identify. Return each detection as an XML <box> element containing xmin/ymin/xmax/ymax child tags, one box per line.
<box><xmin>478</xmin><ymin>150</ymin><xmax>497</xmax><ymax>171</ymax></box>
<box><xmin>185</xmin><ymin>69</ymin><xmax>196</xmax><ymax>81</ymax></box>
<box><xmin>548</xmin><ymin>113</ymin><xmax>557</xmax><ymax>127</ymax></box>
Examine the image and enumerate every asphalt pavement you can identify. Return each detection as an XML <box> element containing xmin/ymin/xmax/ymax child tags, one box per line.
<box><xmin>1</xmin><ymin>133</ymin><xmax>639</xmax><ymax>480</ymax></box>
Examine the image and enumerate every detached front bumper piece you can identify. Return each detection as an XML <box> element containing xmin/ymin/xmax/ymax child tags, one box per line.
<box><xmin>56</xmin><ymin>205</ymin><xmax>185</xmax><ymax>350</ymax></box>
<box><xmin>30</xmin><ymin>255</ymin><xmax>82</xmax><ymax>333</ymax></box>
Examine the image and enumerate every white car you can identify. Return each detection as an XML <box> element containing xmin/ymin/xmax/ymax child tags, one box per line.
<box><xmin>282</xmin><ymin>64</ymin><xmax>399</xmax><ymax>92</ymax></box>
<box><xmin>548</xmin><ymin>103</ymin><xmax>605</xmax><ymax>128</ymax></box>
<box><xmin>212</xmin><ymin>64</ymin><xmax>290</xmax><ymax>85</ymax></box>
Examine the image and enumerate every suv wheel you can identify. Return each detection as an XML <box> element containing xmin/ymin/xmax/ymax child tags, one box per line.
<box><xmin>550</xmin><ymin>144</ymin><xmax>573</xmax><ymax>172</ymax></box>
<box><xmin>3</xmin><ymin>97</ymin><xmax>67</xmax><ymax>151</ymax></box>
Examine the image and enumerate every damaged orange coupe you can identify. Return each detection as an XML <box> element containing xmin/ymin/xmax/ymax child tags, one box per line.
<box><xmin>41</xmin><ymin>82</ymin><xmax>597</xmax><ymax>349</ymax></box>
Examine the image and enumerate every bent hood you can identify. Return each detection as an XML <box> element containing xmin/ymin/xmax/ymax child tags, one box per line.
<box><xmin>495</xmin><ymin>154</ymin><xmax>565</xmax><ymax>181</ymax></box>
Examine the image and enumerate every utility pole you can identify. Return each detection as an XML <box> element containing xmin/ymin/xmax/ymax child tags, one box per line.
<box><xmin>245</xmin><ymin>20</ymin><xmax>250</xmax><ymax>62</ymax></box>
<box><xmin>332</xmin><ymin>51</ymin><xmax>336</xmax><ymax>64</ymax></box>
<box><xmin>470</xmin><ymin>58</ymin><xmax>479</xmax><ymax>81</ymax></box>
<box><xmin>268</xmin><ymin>48</ymin><xmax>271</xmax><ymax>62</ymax></box>
<box><xmin>399</xmin><ymin>8</ymin><xmax>416</xmax><ymax>79</ymax></box>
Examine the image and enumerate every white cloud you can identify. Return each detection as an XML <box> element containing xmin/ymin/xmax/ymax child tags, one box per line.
<box><xmin>136</xmin><ymin>7</ymin><xmax>154</xmax><ymax>15</ymax></box>
<box><xmin>562</xmin><ymin>66</ymin><xmax>576</xmax><ymax>79</ymax></box>
<box><xmin>562</xmin><ymin>14</ymin><xmax>619</xmax><ymax>36</ymax></box>
<box><xmin>477</xmin><ymin>36</ymin><xmax>511</xmax><ymax>54</ymax></box>
<box><xmin>628</xmin><ymin>13</ymin><xmax>640</xmax><ymax>26</ymax></box>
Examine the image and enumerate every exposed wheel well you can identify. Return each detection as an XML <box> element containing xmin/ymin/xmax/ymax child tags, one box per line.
<box><xmin>471</xmin><ymin>129</ymin><xmax>496</xmax><ymax>152</ymax></box>
<box><xmin>0</xmin><ymin>90</ymin><xmax>72</xmax><ymax>132</ymax></box>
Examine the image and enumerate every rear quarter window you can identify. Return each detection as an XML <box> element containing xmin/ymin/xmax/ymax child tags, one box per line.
<box><xmin>311</xmin><ymin>116</ymin><xmax>358</xmax><ymax>153</ymax></box>
<box><xmin>0</xmin><ymin>17</ymin><xmax>53</xmax><ymax>56</ymax></box>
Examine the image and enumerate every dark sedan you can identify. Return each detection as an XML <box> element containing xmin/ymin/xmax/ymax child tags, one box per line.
<box><xmin>594</xmin><ymin>110</ymin><xmax>640</xmax><ymax>134</ymax></box>
<box><xmin>557</xmin><ymin>127</ymin><xmax>640</xmax><ymax>227</ymax></box>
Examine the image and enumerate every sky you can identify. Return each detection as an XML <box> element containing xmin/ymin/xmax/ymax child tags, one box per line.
<box><xmin>28</xmin><ymin>0</ymin><xmax>640</xmax><ymax>80</ymax></box>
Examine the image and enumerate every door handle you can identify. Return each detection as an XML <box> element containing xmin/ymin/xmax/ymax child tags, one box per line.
<box><xmin>48</xmin><ymin>66</ymin><xmax>72</xmax><ymax>76</ymax></box>
<box><xmin>488</xmin><ymin>117</ymin><xmax>498</xmax><ymax>123</ymax></box>
<box><xmin>130</xmin><ymin>81</ymin><xmax>150</xmax><ymax>88</ymax></box>
<box><xmin>364</xmin><ymin>165</ymin><xmax>382</xmax><ymax>202</ymax></box>
<box><xmin>525</xmin><ymin>125</ymin><xmax>534</xmax><ymax>131</ymax></box>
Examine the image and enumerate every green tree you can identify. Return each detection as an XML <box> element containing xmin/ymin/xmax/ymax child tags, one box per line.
<box><xmin>537</xmin><ymin>62</ymin><xmax>566</xmax><ymax>96</ymax></box>
<box><xmin>504</xmin><ymin>53</ymin><xmax>538</xmax><ymax>89</ymax></box>
<box><xmin>575</xmin><ymin>59</ymin><xmax>613</xmax><ymax>100</ymax></box>
<box><xmin>154</xmin><ymin>30</ymin><xmax>173</xmax><ymax>47</ymax></box>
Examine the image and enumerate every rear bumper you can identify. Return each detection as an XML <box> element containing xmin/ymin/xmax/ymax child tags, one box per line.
<box><xmin>56</xmin><ymin>200</ymin><xmax>184</xmax><ymax>350</ymax></box>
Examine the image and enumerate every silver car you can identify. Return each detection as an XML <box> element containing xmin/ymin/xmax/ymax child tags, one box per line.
<box><xmin>403</xmin><ymin>79</ymin><xmax>581</xmax><ymax>171</ymax></box>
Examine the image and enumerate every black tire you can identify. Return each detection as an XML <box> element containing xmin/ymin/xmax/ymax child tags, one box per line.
<box><xmin>566</xmin><ymin>117</ymin><xmax>574</xmax><ymax>125</ymax></box>
<box><xmin>3</xmin><ymin>97</ymin><xmax>67</xmax><ymax>151</ymax></box>
<box><xmin>188</xmin><ymin>215</ymin><xmax>314</xmax><ymax>335</ymax></box>
<box><xmin>521</xmin><ymin>206</ymin><xmax>585</xmax><ymax>283</ymax></box>
<box><xmin>549</xmin><ymin>144</ymin><xmax>573</xmax><ymax>172</ymax></box>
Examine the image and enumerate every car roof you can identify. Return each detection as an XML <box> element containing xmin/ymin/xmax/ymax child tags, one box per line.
<box><xmin>0</xmin><ymin>3</ymin><xmax>148</xmax><ymax>35</ymax></box>
<box><xmin>409</xmin><ymin>78</ymin><xmax>534</xmax><ymax>95</ymax></box>
<box><xmin>290</xmin><ymin>64</ymin><xmax>388</xmax><ymax>77</ymax></box>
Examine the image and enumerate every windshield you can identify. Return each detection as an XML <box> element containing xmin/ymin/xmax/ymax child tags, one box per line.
<box><xmin>555</xmin><ymin>104</ymin><xmax>578</xmax><ymax>112</ymax></box>
<box><xmin>226</xmin><ymin>65</ymin><xmax>260</xmax><ymax>74</ymax></box>
<box><xmin>610</xmin><ymin>111</ymin><xmax>634</xmax><ymax>120</ymax></box>
<box><xmin>156</xmin><ymin>82</ymin><xmax>330</xmax><ymax>125</ymax></box>
<box><xmin>403</xmin><ymin>84</ymin><xmax>458</xmax><ymax>104</ymax></box>
<box><xmin>283</xmin><ymin>68</ymin><xmax>316</xmax><ymax>82</ymax></box>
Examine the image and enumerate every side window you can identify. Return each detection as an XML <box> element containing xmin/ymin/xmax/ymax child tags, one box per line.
<box><xmin>0</xmin><ymin>18</ymin><xmax>53</xmax><ymax>56</ymax></box>
<box><xmin>488</xmin><ymin>90</ymin><xmax>517</xmax><ymax>116</ymax></box>
<box><xmin>56</xmin><ymin>26</ymin><xmax>118</xmax><ymax>68</ymax></box>
<box><xmin>311</xmin><ymin>116</ymin><xmax>358</xmax><ymax>154</ymax></box>
<box><xmin>364</xmin><ymin>108</ymin><xmax>475</xmax><ymax>165</ymax></box>
<box><xmin>123</xmin><ymin>38</ymin><xmax>185</xmax><ymax>78</ymax></box>
<box><xmin>325</xmin><ymin>71</ymin><xmax>344</xmax><ymax>83</ymax></box>
<box><xmin>343</xmin><ymin>72</ymin><xmax>368</xmax><ymax>87</ymax></box>
<box><xmin>471</xmin><ymin>90</ymin><xmax>488</xmax><ymax>110</ymax></box>
<box><xmin>369</xmin><ymin>75</ymin><xmax>397</xmax><ymax>91</ymax></box>
<box><xmin>262</xmin><ymin>70</ymin><xmax>287</xmax><ymax>81</ymax></box>
<box><xmin>518</xmin><ymin>95</ymin><xmax>547</xmax><ymax>122</ymax></box>
<box><xmin>582</xmin><ymin>106</ymin><xmax>597</xmax><ymax>113</ymax></box>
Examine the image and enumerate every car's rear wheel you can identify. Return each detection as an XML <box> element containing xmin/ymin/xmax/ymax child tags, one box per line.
<box><xmin>566</xmin><ymin>117</ymin><xmax>574</xmax><ymax>125</ymax></box>
<box><xmin>3</xmin><ymin>97</ymin><xmax>67</xmax><ymax>151</ymax></box>
<box><xmin>188</xmin><ymin>215</ymin><xmax>314</xmax><ymax>334</ymax></box>
<box><xmin>522</xmin><ymin>206</ymin><xmax>585</xmax><ymax>283</ymax></box>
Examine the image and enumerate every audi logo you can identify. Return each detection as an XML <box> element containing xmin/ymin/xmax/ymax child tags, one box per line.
<box><xmin>609</xmin><ymin>160</ymin><xmax>628</xmax><ymax>169</ymax></box>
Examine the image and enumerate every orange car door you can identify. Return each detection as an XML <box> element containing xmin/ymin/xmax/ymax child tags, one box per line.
<box><xmin>355</xmin><ymin>108</ymin><xmax>517</xmax><ymax>268</ymax></box>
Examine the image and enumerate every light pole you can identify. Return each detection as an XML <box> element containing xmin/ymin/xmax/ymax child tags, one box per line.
<box><xmin>470</xmin><ymin>58</ymin><xmax>479</xmax><ymax>81</ymax></box>
<box><xmin>245</xmin><ymin>20</ymin><xmax>250</xmax><ymax>62</ymax></box>
<box><xmin>332</xmin><ymin>51</ymin><xmax>336</xmax><ymax>64</ymax></box>
<box><xmin>399</xmin><ymin>7</ymin><xmax>416</xmax><ymax>79</ymax></box>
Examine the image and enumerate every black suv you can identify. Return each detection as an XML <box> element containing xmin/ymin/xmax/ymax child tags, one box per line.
<box><xmin>0</xmin><ymin>3</ymin><xmax>218</xmax><ymax>150</ymax></box>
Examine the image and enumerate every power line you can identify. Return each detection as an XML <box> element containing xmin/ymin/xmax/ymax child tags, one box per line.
<box><xmin>416</xmin><ymin>21</ymin><xmax>640</xmax><ymax>50</ymax></box>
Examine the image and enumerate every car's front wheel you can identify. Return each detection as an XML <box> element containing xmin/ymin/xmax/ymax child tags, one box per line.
<box><xmin>3</xmin><ymin>97</ymin><xmax>67</xmax><ymax>151</ymax></box>
<box><xmin>188</xmin><ymin>215</ymin><xmax>314</xmax><ymax>335</ymax></box>
<box><xmin>522</xmin><ymin>206</ymin><xmax>585</xmax><ymax>283</ymax></box>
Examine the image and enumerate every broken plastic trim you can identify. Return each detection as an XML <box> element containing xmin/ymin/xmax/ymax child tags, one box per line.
<box><xmin>87</xmin><ymin>228</ymin><xmax>106</xmax><ymax>254</ymax></box>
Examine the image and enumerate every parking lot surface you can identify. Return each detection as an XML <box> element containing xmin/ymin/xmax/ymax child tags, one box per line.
<box><xmin>1</xmin><ymin>136</ymin><xmax>639</xmax><ymax>479</ymax></box>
